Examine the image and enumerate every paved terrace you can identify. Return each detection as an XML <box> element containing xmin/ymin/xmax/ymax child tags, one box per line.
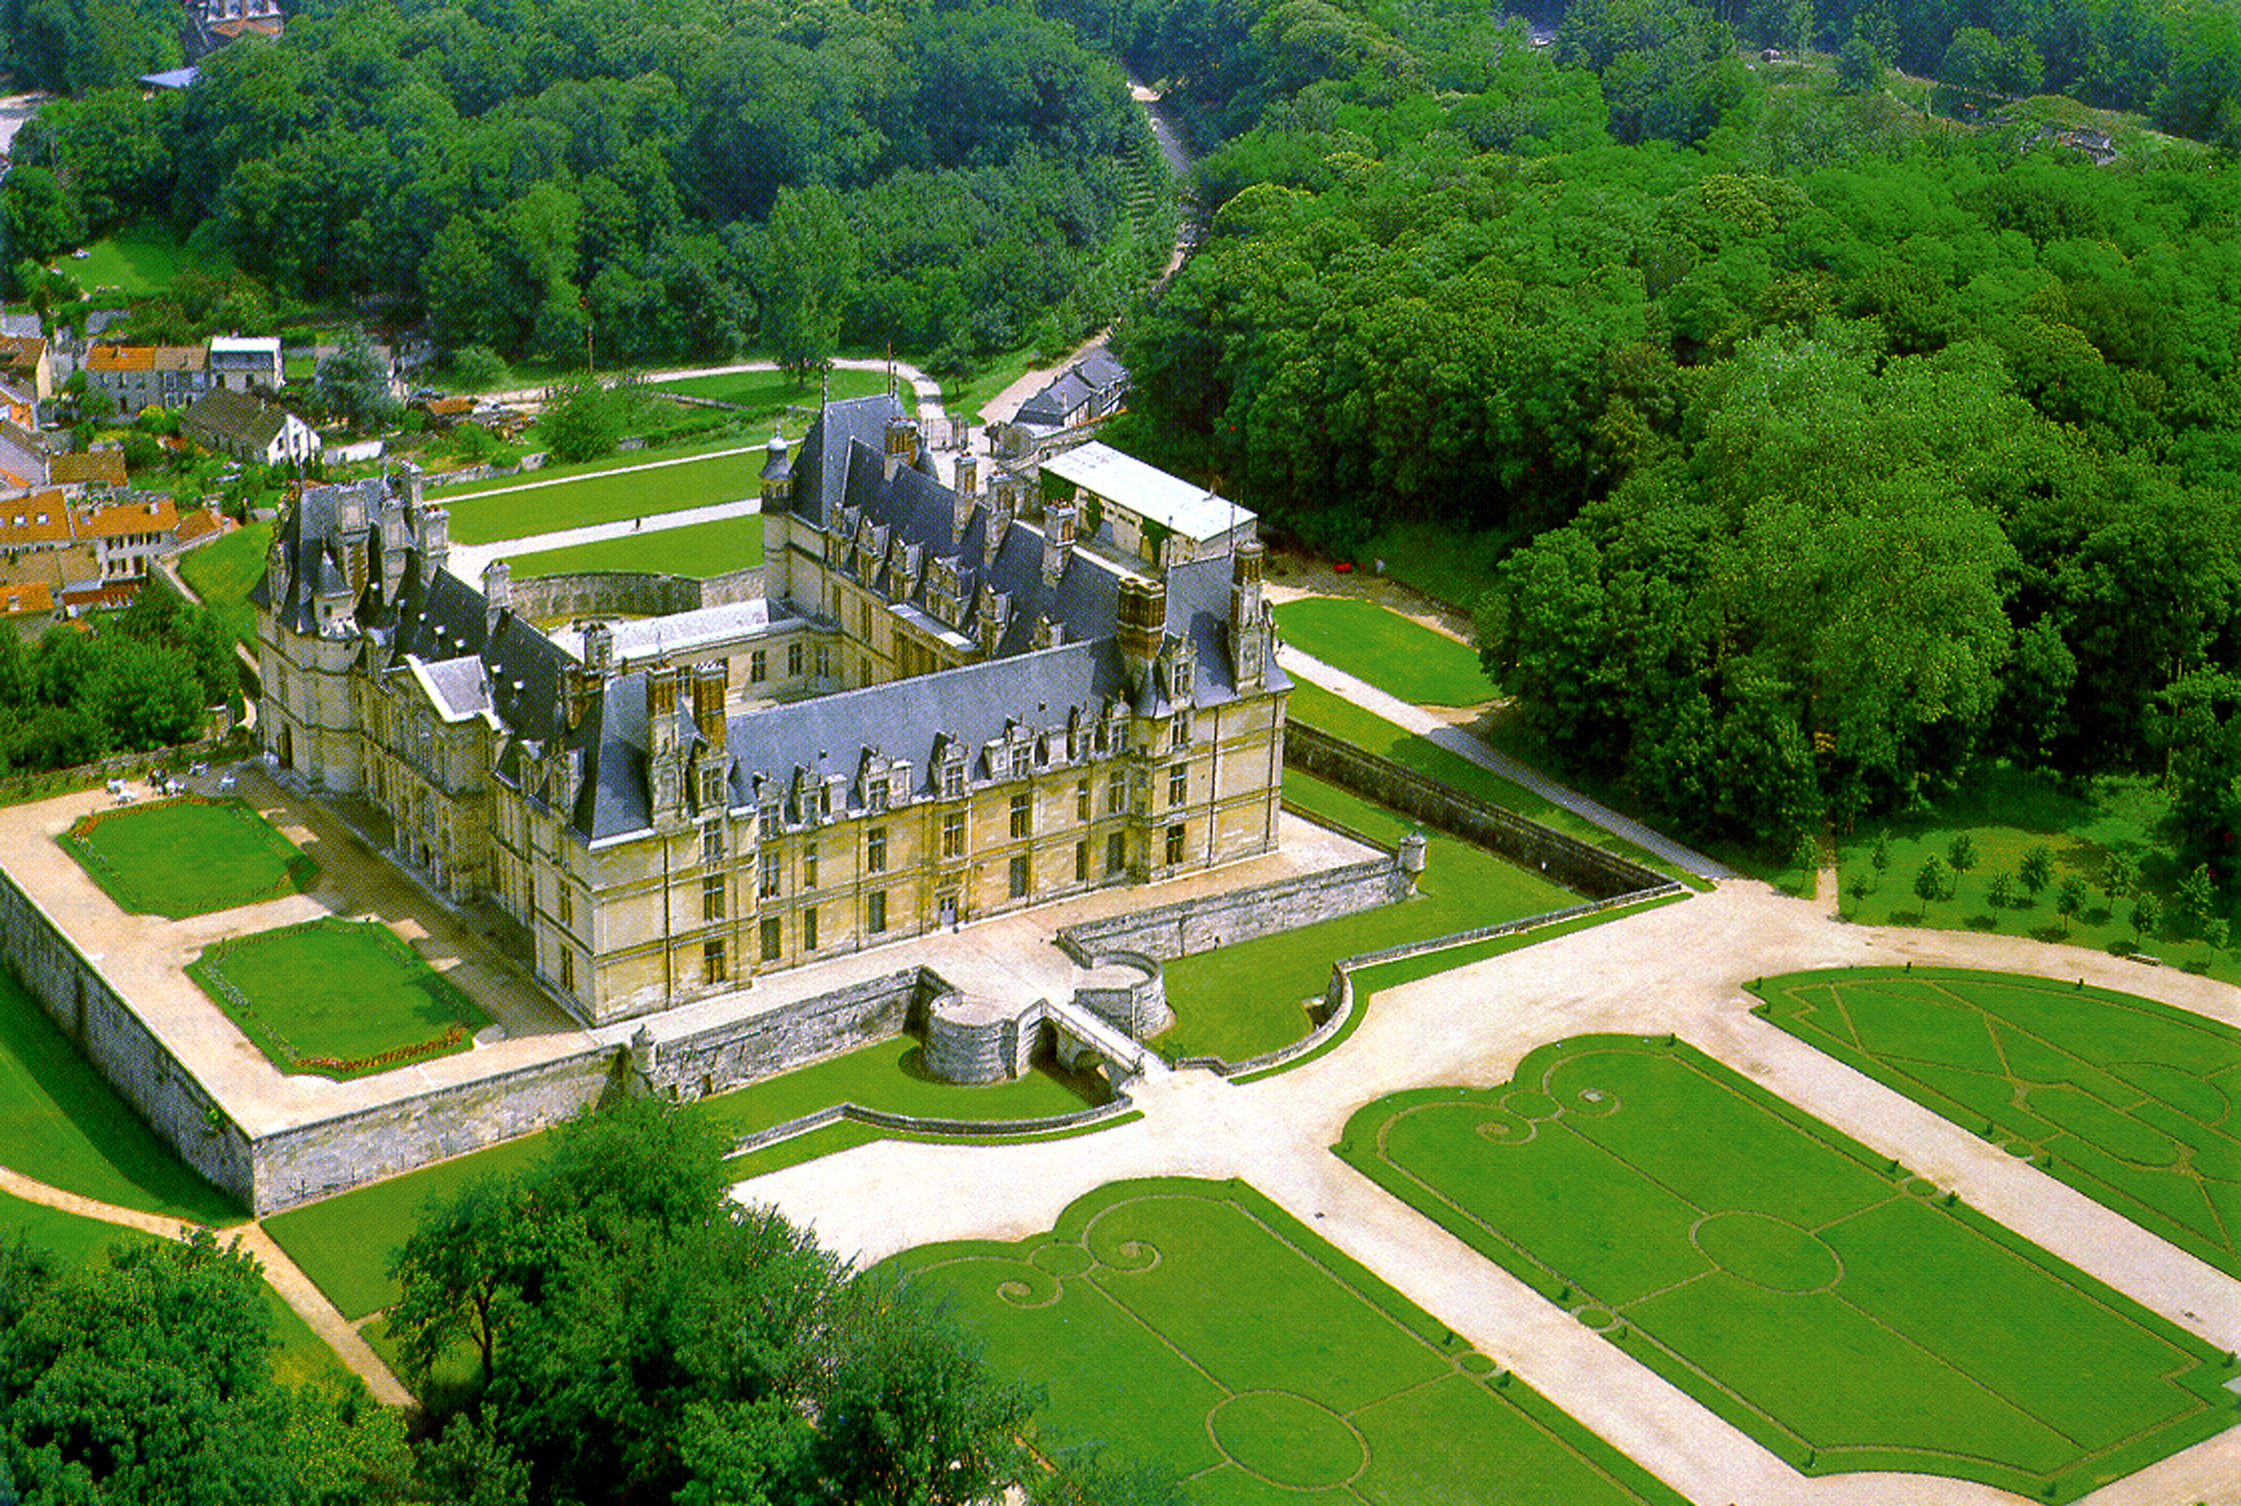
<box><xmin>741</xmin><ymin>884</ymin><xmax>2241</xmax><ymax>1506</ymax></box>
<box><xmin>0</xmin><ymin>766</ymin><xmax>1376</xmax><ymax>1140</ymax></box>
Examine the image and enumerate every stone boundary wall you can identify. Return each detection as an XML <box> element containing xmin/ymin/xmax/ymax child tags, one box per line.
<box><xmin>0</xmin><ymin>865</ymin><xmax>255</xmax><ymax>1207</ymax></box>
<box><xmin>1055</xmin><ymin>855</ymin><xmax>1408</xmax><ymax>965</ymax></box>
<box><xmin>644</xmin><ymin>968</ymin><xmax>940</xmax><ymax>1100</ymax></box>
<box><xmin>1070</xmin><ymin>949</ymin><xmax>1168</xmax><ymax>1038</ymax></box>
<box><xmin>253</xmin><ymin>1046</ymin><xmax>616</xmax><ymax>1212</ymax></box>
<box><xmin>1284</xmin><ymin>723</ymin><xmax>1668</xmax><ymax>900</ymax></box>
<box><xmin>507</xmin><ymin>566</ymin><xmax>764</xmax><ymax>625</ymax></box>
<box><xmin>728</xmin><ymin>1085</ymin><xmax>1137</xmax><ymax>1158</ymax></box>
<box><xmin>0</xmin><ymin>731</ymin><xmax>242</xmax><ymax>806</ymax></box>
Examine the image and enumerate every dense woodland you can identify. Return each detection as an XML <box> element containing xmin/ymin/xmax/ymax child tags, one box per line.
<box><xmin>0</xmin><ymin>582</ymin><xmax>235</xmax><ymax>773</ymax></box>
<box><xmin>1070</xmin><ymin>0</ymin><xmax>2241</xmax><ymax>877</ymax></box>
<box><xmin>3</xmin><ymin>0</ymin><xmax>1169</xmax><ymax>375</ymax></box>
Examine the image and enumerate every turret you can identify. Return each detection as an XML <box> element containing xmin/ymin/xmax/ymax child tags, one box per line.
<box><xmin>1228</xmin><ymin>539</ymin><xmax>1267</xmax><ymax>691</ymax></box>
<box><xmin>759</xmin><ymin>429</ymin><xmax>791</xmax><ymax>511</ymax></box>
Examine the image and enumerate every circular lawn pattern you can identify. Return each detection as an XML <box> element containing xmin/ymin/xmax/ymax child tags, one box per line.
<box><xmin>1690</xmin><ymin>1211</ymin><xmax>1841</xmax><ymax>1294</ymax></box>
<box><xmin>1208</xmin><ymin>1391</ymin><xmax>1366</xmax><ymax>1488</ymax></box>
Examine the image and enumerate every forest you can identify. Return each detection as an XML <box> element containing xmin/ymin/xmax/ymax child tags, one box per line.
<box><xmin>1076</xmin><ymin>0</ymin><xmax>2241</xmax><ymax>876</ymax></box>
<box><xmin>2</xmin><ymin>0</ymin><xmax>1170</xmax><ymax>376</ymax></box>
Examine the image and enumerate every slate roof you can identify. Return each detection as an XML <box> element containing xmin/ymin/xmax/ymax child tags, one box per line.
<box><xmin>1016</xmin><ymin>370</ymin><xmax>1093</xmax><ymax>427</ymax></box>
<box><xmin>783</xmin><ymin>392</ymin><xmax>921</xmax><ymax>529</ymax></box>
<box><xmin>186</xmin><ymin>388</ymin><xmax>295</xmax><ymax>449</ymax></box>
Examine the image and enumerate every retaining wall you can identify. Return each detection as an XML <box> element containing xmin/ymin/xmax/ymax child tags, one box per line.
<box><xmin>0</xmin><ymin>866</ymin><xmax>256</xmax><ymax>1207</ymax></box>
<box><xmin>508</xmin><ymin>566</ymin><xmax>764</xmax><ymax>625</ymax></box>
<box><xmin>1284</xmin><ymin>723</ymin><xmax>1668</xmax><ymax>900</ymax></box>
<box><xmin>645</xmin><ymin>968</ymin><xmax>938</xmax><ymax>1100</ymax></box>
<box><xmin>1056</xmin><ymin>855</ymin><xmax>1409</xmax><ymax>964</ymax></box>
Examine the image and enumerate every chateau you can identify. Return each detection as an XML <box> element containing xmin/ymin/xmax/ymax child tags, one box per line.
<box><xmin>255</xmin><ymin>395</ymin><xmax>1289</xmax><ymax>1027</ymax></box>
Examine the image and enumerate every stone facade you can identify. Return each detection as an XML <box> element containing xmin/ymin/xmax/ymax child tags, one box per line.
<box><xmin>1056</xmin><ymin>854</ymin><xmax>1411</xmax><ymax>963</ymax></box>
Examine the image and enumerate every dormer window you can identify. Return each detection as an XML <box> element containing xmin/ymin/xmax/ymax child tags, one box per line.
<box><xmin>942</xmin><ymin>760</ymin><xmax>964</xmax><ymax>799</ymax></box>
<box><xmin>868</xmin><ymin>778</ymin><xmax>889</xmax><ymax>813</ymax></box>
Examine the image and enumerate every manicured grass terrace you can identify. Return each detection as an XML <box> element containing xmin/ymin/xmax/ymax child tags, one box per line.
<box><xmin>73</xmin><ymin>228</ymin><xmax>188</xmax><ymax>298</ymax></box>
<box><xmin>888</xmin><ymin>1178</ymin><xmax>1690</xmax><ymax>1506</ymax></box>
<box><xmin>176</xmin><ymin>519</ymin><xmax>275</xmax><ymax>649</ymax></box>
<box><xmin>264</xmin><ymin>1034</ymin><xmax>1112</xmax><ymax>1322</ymax></box>
<box><xmin>186</xmin><ymin>917</ymin><xmax>489</xmax><ymax>1080</ymax></box>
<box><xmin>1155</xmin><ymin>772</ymin><xmax>1574</xmax><ymax>1063</ymax></box>
<box><xmin>649</xmin><ymin>364</ymin><xmax>897</xmax><ymax>417</ymax></box>
<box><xmin>1272</xmin><ymin>596</ymin><xmax>1494</xmax><ymax>707</ymax></box>
<box><xmin>503</xmin><ymin>514</ymin><xmax>765</xmax><ymax>579</ymax></box>
<box><xmin>432</xmin><ymin>444</ymin><xmax>758</xmax><ymax>542</ymax></box>
<box><xmin>1754</xmin><ymin>966</ymin><xmax>2241</xmax><ymax>1281</ymax></box>
<box><xmin>1339</xmin><ymin>1035</ymin><xmax>2239</xmax><ymax>1502</ymax></box>
<box><xmin>63</xmin><ymin>796</ymin><xmax>317</xmax><ymax>919</ymax></box>
<box><xmin>0</xmin><ymin>970</ymin><xmax>243</xmax><ymax>1223</ymax></box>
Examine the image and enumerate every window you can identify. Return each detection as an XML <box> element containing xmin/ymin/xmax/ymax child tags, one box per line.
<box><xmin>703</xmin><ymin>823</ymin><xmax>724</xmax><ymax>867</ymax></box>
<box><xmin>1165</xmin><ymin>823</ymin><xmax>1186</xmax><ymax>865</ymax></box>
<box><xmin>1107</xmin><ymin>770</ymin><xmax>1127</xmax><ymax>814</ymax></box>
<box><xmin>942</xmin><ymin>811</ymin><xmax>965</xmax><ymax>858</ymax></box>
<box><xmin>1106</xmin><ymin>831</ymin><xmax>1126</xmax><ymax>873</ymax></box>
<box><xmin>830</xmin><ymin>584</ymin><xmax>842</xmax><ymax>617</ymax></box>
<box><xmin>1009</xmin><ymin>744</ymin><xmax>1031</xmax><ymax>778</ymax></box>
<box><xmin>1168</xmin><ymin>763</ymin><xmax>1187</xmax><ymax>807</ymax></box>
<box><xmin>787</xmin><ymin>642</ymin><xmax>803</xmax><ymax>677</ymax></box>
<box><xmin>866</xmin><ymin>826</ymin><xmax>887</xmax><ymax>873</ymax></box>
<box><xmin>868</xmin><ymin>777</ymin><xmax>889</xmax><ymax>813</ymax></box>
<box><xmin>802</xmin><ymin>842</ymin><xmax>818</xmax><ymax>890</ymax></box>
<box><xmin>802</xmin><ymin>907</ymin><xmax>818</xmax><ymax>950</ymax></box>
<box><xmin>702</xmin><ymin>873</ymin><xmax>725</xmax><ymax>921</ymax></box>
<box><xmin>942</xmin><ymin>760</ymin><xmax>964</xmax><ymax>798</ymax></box>
<box><xmin>859</xmin><ymin>656</ymin><xmax>870</xmax><ymax>686</ymax></box>
<box><xmin>760</xmin><ymin>917</ymin><xmax>782</xmax><ymax>961</ymax></box>
<box><xmin>556</xmin><ymin>880</ymin><xmax>572</xmax><ymax>929</ymax></box>
<box><xmin>860</xmin><ymin>602</ymin><xmax>872</xmax><ymax>637</ymax></box>
<box><xmin>1171</xmin><ymin>717</ymin><xmax>1189</xmax><ymax>751</ymax></box>
<box><xmin>759</xmin><ymin>850</ymin><xmax>782</xmax><ymax>898</ymax></box>
<box><xmin>815</xmin><ymin>644</ymin><xmax>831</xmax><ymax>677</ymax></box>
<box><xmin>559</xmin><ymin>949</ymin><xmax>574</xmax><ymax>990</ymax></box>
<box><xmin>1076</xmin><ymin>778</ymin><xmax>1091</xmax><ymax>822</ymax></box>
<box><xmin>1075</xmin><ymin>840</ymin><xmax>1089</xmax><ymax>881</ymax></box>
<box><xmin>1009</xmin><ymin>793</ymin><xmax>1032</xmax><ymax>839</ymax></box>
<box><xmin>867</xmin><ymin>889</ymin><xmax>887</xmax><ymax>933</ymax></box>
<box><xmin>703</xmin><ymin>938</ymin><xmax>726</xmax><ymax>983</ymax></box>
<box><xmin>759</xmin><ymin>804</ymin><xmax>779</xmax><ymax>840</ymax></box>
<box><xmin>1008</xmin><ymin>853</ymin><xmax>1030</xmax><ymax>899</ymax></box>
<box><xmin>749</xmin><ymin>649</ymin><xmax>767</xmax><ymax>684</ymax></box>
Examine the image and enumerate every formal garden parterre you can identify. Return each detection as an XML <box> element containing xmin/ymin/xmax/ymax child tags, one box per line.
<box><xmin>886</xmin><ymin>1178</ymin><xmax>1691</xmax><ymax>1506</ymax></box>
<box><xmin>1336</xmin><ymin>1035</ymin><xmax>2241</xmax><ymax>1504</ymax></box>
<box><xmin>185</xmin><ymin>916</ymin><xmax>490</xmax><ymax>1080</ymax></box>
<box><xmin>62</xmin><ymin>796</ymin><xmax>318</xmax><ymax>919</ymax></box>
<box><xmin>1752</xmin><ymin>966</ymin><xmax>2241</xmax><ymax>1283</ymax></box>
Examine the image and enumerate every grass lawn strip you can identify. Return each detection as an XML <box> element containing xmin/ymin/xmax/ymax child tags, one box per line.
<box><xmin>176</xmin><ymin>519</ymin><xmax>275</xmax><ymax>648</ymax></box>
<box><xmin>1337</xmin><ymin>1034</ymin><xmax>2238</xmax><ymax>1503</ymax></box>
<box><xmin>1273</xmin><ymin>597</ymin><xmax>1494</xmax><ymax>707</ymax></box>
<box><xmin>74</xmin><ymin>229</ymin><xmax>187</xmax><ymax>297</ymax></box>
<box><xmin>886</xmin><ymin>1178</ymin><xmax>1689</xmax><ymax>1505</ymax></box>
<box><xmin>1154</xmin><ymin>771</ymin><xmax>1575</xmax><ymax>1063</ymax></box>
<box><xmin>63</xmin><ymin>797</ymin><xmax>317</xmax><ymax>919</ymax></box>
<box><xmin>1752</xmin><ymin>966</ymin><xmax>2241</xmax><ymax>1282</ymax></box>
<box><xmin>186</xmin><ymin>917</ymin><xmax>488</xmax><ymax>1080</ymax></box>
<box><xmin>648</xmin><ymin>365</ymin><xmax>895</xmax><ymax>414</ymax></box>
<box><xmin>0</xmin><ymin>1189</ymin><xmax>347</xmax><ymax>1388</ymax></box>
<box><xmin>435</xmin><ymin>448</ymin><xmax>759</xmax><ymax>542</ymax></box>
<box><xmin>1285</xmin><ymin>680</ymin><xmax>1688</xmax><ymax>885</ymax></box>
<box><xmin>0</xmin><ymin>970</ymin><xmax>243</xmax><ymax>1224</ymax></box>
<box><xmin>502</xmin><ymin>514</ymin><xmax>765</xmax><ymax>579</ymax></box>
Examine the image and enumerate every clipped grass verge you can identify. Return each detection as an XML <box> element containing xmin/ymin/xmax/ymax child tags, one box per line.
<box><xmin>176</xmin><ymin>520</ymin><xmax>275</xmax><ymax>648</ymax></box>
<box><xmin>886</xmin><ymin>1178</ymin><xmax>1690</xmax><ymax>1506</ymax></box>
<box><xmin>434</xmin><ymin>445</ymin><xmax>758</xmax><ymax>541</ymax></box>
<box><xmin>1338</xmin><ymin>1034</ymin><xmax>2239</xmax><ymax>1503</ymax></box>
<box><xmin>186</xmin><ymin>917</ymin><xmax>488</xmax><ymax>1080</ymax></box>
<box><xmin>0</xmin><ymin>970</ymin><xmax>243</xmax><ymax>1224</ymax></box>
<box><xmin>1272</xmin><ymin>596</ymin><xmax>1495</xmax><ymax>707</ymax></box>
<box><xmin>63</xmin><ymin>796</ymin><xmax>316</xmax><ymax>919</ymax></box>
<box><xmin>503</xmin><ymin>514</ymin><xmax>765</xmax><ymax>579</ymax></box>
<box><xmin>1753</xmin><ymin>966</ymin><xmax>2241</xmax><ymax>1282</ymax></box>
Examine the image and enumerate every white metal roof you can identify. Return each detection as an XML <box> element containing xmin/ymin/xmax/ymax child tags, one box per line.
<box><xmin>1040</xmin><ymin>442</ymin><xmax>1253</xmax><ymax>542</ymax></box>
<box><xmin>548</xmin><ymin>598</ymin><xmax>792</xmax><ymax>664</ymax></box>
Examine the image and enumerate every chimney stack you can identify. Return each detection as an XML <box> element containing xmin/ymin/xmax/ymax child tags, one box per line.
<box><xmin>1116</xmin><ymin>576</ymin><xmax>1165</xmax><ymax>692</ymax></box>
<box><xmin>692</xmin><ymin>662</ymin><xmax>728</xmax><ymax>751</ymax></box>
<box><xmin>482</xmin><ymin>558</ymin><xmax>511</xmax><ymax>638</ymax></box>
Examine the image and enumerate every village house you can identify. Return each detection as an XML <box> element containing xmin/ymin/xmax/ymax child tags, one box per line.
<box><xmin>185</xmin><ymin>388</ymin><xmax>320</xmax><ymax>466</ymax></box>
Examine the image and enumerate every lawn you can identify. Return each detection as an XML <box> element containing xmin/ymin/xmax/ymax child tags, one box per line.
<box><xmin>63</xmin><ymin>796</ymin><xmax>317</xmax><ymax>919</ymax></box>
<box><xmin>1154</xmin><ymin>772</ymin><xmax>1574</xmax><ymax>1063</ymax></box>
<box><xmin>1832</xmin><ymin>765</ymin><xmax>2239</xmax><ymax>982</ymax></box>
<box><xmin>1336</xmin><ymin>519</ymin><xmax>1513</xmax><ymax>613</ymax></box>
<box><xmin>888</xmin><ymin>1178</ymin><xmax>1690</xmax><ymax>1506</ymax></box>
<box><xmin>72</xmin><ymin>228</ymin><xmax>188</xmax><ymax>298</ymax></box>
<box><xmin>177</xmin><ymin>520</ymin><xmax>274</xmax><ymax>648</ymax></box>
<box><xmin>1286</xmin><ymin>680</ymin><xmax>1691</xmax><ymax>885</ymax></box>
<box><xmin>1754</xmin><ymin>967</ymin><xmax>2241</xmax><ymax>1282</ymax></box>
<box><xmin>186</xmin><ymin>917</ymin><xmax>489</xmax><ymax>1080</ymax></box>
<box><xmin>503</xmin><ymin>514</ymin><xmax>765</xmax><ymax>579</ymax></box>
<box><xmin>1338</xmin><ymin>1035</ymin><xmax>2239</xmax><ymax>1502</ymax></box>
<box><xmin>0</xmin><ymin>1189</ymin><xmax>350</xmax><ymax>1388</ymax></box>
<box><xmin>650</xmin><ymin>364</ymin><xmax>897</xmax><ymax>419</ymax></box>
<box><xmin>265</xmin><ymin>1034</ymin><xmax>1113</xmax><ymax>1321</ymax></box>
<box><xmin>1272</xmin><ymin>596</ymin><xmax>1494</xmax><ymax>707</ymax></box>
<box><xmin>0</xmin><ymin>970</ymin><xmax>244</xmax><ymax>1223</ymax></box>
<box><xmin>436</xmin><ymin>447</ymin><xmax>762</xmax><ymax>543</ymax></box>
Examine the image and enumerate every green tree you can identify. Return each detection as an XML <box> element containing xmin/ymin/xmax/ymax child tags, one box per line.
<box><xmin>316</xmin><ymin>335</ymin><xmax>399</xmax><ymax>435</ymax></box>
<box><xmin>2175</xmin><ymin>864</ymin><xmax>2218</xmax><ymax>939</ymax></box>
<box><xmin>1835</xmin><ymin>35</ymin><xmax>1882</xmax><ymax>93</ymax></box>
<box><xmin>0</xmin><ymin>165</ymin><xmax>83</xmax><ymax>276</ymax></box>
<box><xmin>2019</xmin><ymin>844</ymin><xmax>2054</xmax><ymax>902</ymax></box>
<box><xmin>1870</xmin><ymin>830</ymin><xmax>1892</xmax><ymax>888</ymax></box>
<box><xmin>540</xmin><ymin>382</ymin><xmax>626</xmax><ymax>464</ymax></box>
<box><xmin>2130</xmin><ymin>892</ymin><xmax>2163</xmax><ymax>945</ymax></box>
<box><xmin>2103</xmin><ymin>850</ymin><xmax>2141</xmax><ymax>903</ymax></box>
<box><xmin>1915</xmin><ymin>854</ymin><xmax>1950</xmax><ymax>908</ymax></box>
<box><xmin>1946</xmin><ymin>833</ymin><xmax>1978</xmax><ymax>886</ymax></box>
<box><xmin>1988</xmin><ymin>871</ymin><xmax>2015</xmax><ymax>909</ymax></box>
<box><xmin>762</xmin><ymin>184</ymin><xmax>859</xmax><ymax>383</ymax></box>
<box><xmin>2056</xmin><ymin>873</ymin><xmax>2088</xmax><ymax>932</ymax></box>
